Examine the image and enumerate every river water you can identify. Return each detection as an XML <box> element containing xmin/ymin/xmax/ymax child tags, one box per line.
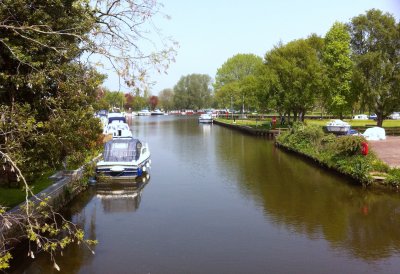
<box><xmin>13</xmin><ymin>115</ymin><xmax>400</xmax><ymax>273</ymax></box>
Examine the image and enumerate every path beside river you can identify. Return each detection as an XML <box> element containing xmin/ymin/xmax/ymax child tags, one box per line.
<box><xmin>369</xmin><ymin>136</ymin><xmax>400</xmax><ymax>168</ymax></box>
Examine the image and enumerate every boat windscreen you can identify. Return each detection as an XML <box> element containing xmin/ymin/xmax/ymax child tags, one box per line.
<box><xmin>108</xmin><ymin>116</ymin><xmax>126</xmax><ymax>124</ymax></box>
<box><xmin>103</xmin><ymin>139</ymin><xmax>139</xmax><ymax>162</ymax></box>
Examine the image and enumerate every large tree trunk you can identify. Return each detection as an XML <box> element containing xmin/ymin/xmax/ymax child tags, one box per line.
<box><xmin>376</xmin><ymin>112</ymin><xmax>384</xmax><ymax>127</ymax></box>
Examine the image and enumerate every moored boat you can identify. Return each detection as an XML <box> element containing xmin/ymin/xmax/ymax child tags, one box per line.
<box><xmin>326</xmin><ymin>119</ymin><xmax>351</xmax><ymax>134</ymax></box>
<box><xmin>96</xmin><ymin>138</ymin><xmax>151</xmax><ymax>180</ymax></box>
<box><xmin>138</xmin><ymin>109</ymin><xmax>151</xmax><ymax>116</ymax></box>
<box><xmin>198</xmin><ymin>113</ymin><xmax>213</xmax><ymax>123</ymax></box>
<box><xmin>151</xmin><ymin>109</ymin><xmax>165</xmax><ymax>115</ymax></box>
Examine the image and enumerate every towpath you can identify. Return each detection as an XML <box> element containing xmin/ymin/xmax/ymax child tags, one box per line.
<box><xmin>369</xmin><ymin>136</ymin><xmax>400</xmax><ymax>168</ymax></box>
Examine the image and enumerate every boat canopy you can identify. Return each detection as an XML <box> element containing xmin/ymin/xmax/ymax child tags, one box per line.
<box><xmin>103</xmin><ymin>139</ymin><xmax>141</xmax><ymax>162</ymax></box>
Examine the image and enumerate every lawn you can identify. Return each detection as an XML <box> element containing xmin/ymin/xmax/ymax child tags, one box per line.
<box><xmin>306</xmin><ymin>119</ymin><xmax>400</xmax><ymax>128</ymax></box>
<box><xmin>0</xmin><ymin>170</ymin><xmax>55</xmax><ymax>209</ymax></box>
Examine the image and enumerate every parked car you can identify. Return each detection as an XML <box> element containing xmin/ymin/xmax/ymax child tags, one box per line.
<box><xmin>389</xmin><ymin>112</ymin><xmax>400</xmax><ymax>120</ymax></box>
<box><xmin>368</xmin><ymin>113</ymin><xmax>377</xmax><ymax>120</ymax></box>
<box><xmin>353</xmin><ymin>114</ymin><xmax>368</xmax><ymax>120</ymax></box>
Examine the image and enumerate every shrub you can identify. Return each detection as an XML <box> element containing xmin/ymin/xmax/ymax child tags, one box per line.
<box><xmin>386</xmin><ymin>168</ymin><xmax>400</xmax><ymax>187</ymax></box>
<box><xmin>332</xmin><ymin>135</ymin><xmax>366</xmax><ymax>157</ymax></box>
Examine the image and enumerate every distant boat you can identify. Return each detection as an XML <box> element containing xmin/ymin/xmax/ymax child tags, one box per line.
<box><xmin>326</xmin><ymin>120</ymin><xmax>351</xmax><ymax>134</ymax></box>
<box><xmin>151</xmin><ymin>109</ymin><xmax>165</xmax><ymax>115</ymax></box>
<box><xmin>198</xmin><ymin>113</ymin><xmax>213</xmax><ymax>123</ymax></box>
<box><xmin>107</xmin><ymin>112</ymin><xmax>126</xmax><ymax>124</ymax></box>
<box><xmin>138</xmin><ymin>109</ymin><xmax>151</xmax><ymax>116</ymax></box>
<box><xmin>104</xmin><ymin>122</ymin><xmax>132</xmax><ymax>138</ymax></box>
<box><xmin>96</xmin><ymin>138</ymin><xmax>151</xmax><ymax>180</ymax></box>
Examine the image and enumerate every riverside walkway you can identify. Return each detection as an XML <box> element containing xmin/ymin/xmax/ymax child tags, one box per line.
<box><xmin>369</xmin><ymin>136</ymin><xmax>400</xmax><ymax>168</ymax></box>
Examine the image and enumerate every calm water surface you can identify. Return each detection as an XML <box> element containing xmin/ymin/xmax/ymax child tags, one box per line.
<box><xmin>14</xmin><ymin>116</ymin><xmax>400</xmax><ymax>273</ymax></box>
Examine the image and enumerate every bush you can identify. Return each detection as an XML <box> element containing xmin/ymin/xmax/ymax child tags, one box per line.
<box><xmin>386</xmin><ymin>168</ymin><xmax>400</xmax><ymax>187</ymax></box>
<box><xmin>277</xmin><ymin>123</ymin><xmax>384</xmax><ymax>185</ymax></box>
<box><xmin>332</xmin><ymin>135</ymin><xmax>366</xmax><ymax>157</ymax></box>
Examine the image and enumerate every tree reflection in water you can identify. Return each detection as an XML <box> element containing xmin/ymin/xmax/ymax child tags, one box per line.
<box><xmin>214</xmin><ymin>129</ymin><xmax>400</xmax><ymax>261</ymax></box>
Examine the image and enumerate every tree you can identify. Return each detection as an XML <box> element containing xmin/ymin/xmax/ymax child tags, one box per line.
<box><xmin>103</xmin><ymin>91</ymin><xmax>125</xmax><ymax>111</ymax></box>
<box><xmin>214</xmin><ymin>54</ymin><xmax>263</xmax><ymax>112</ymax></box>
<box><xmin>149</xmin><ymin>96</ymin><xmax>159</xmax><ymax>110</ymax></box>
<box><xmin>173</xmin><ymin>74</ymin><xmax>212</xmax><ymax>110</ymax></box>
<box><xmin>264</xmin><ymin>37</ymin><xmax>325</xmax><ymax>122</ymax></box>
<box><xmin>0</xmin><ymin>0</ymin><xmax>175</xmax><ymax>270</ymax></box>
<box><xmin>0</xmin><ymin>0</ymin><xmax>177</xmax><ymax>92</ymax></box>
<box><xmin>323</xmin><ymin>22</ymin><xmax>353</xmax><ymax>118</ymax></box>
<box><xmin>348</xmin><ymin>9</ymin><xmax>400</xmax><ymax>127</ymax></box>
<box><xmin>158</xmin><ymin>88</ymin><xmax>174</xmax><ymax>111</ymax></box>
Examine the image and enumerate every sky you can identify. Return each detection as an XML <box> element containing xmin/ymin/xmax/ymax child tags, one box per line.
<box><xmin>102</xmin><ymin>0</ymin><xmax>400</xmax><ymax>95</ymax></box>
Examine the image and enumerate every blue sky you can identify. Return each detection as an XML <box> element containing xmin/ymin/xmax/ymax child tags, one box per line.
<box><xmin>103</xmin><ymin>0</ymin><xmax>400</xmax><ymax>95</ymax></box>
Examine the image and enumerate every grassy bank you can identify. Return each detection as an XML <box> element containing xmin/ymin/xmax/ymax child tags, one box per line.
<box><xmin>0</xmin><ymin>148</ymin><xmax>101</xmax><ymax>209</ymax></box>
<box><xmin>215</xmin><ymin>118</ymin><xmax>290</xmax><ymax>130</ymax></box>
<box><xmin>276</xmin><ymin>123</ymin><xmax>400</xmax><ymax>187</ymax></box>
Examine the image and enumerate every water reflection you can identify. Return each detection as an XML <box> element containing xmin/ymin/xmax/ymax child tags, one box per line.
<box><xmin>214</xmin><ymin>129</ymin><xmax>400</xmax><ymax>260</ymax></box>
<box><xmin>96</xmin><ymin>174</ymin><xmax>150</xmax><ymax>213</ymax></box>
<box><xmin>12</xmin><ymin>116</ymin><xmax>400</xmax><ymax>273</ymax></box>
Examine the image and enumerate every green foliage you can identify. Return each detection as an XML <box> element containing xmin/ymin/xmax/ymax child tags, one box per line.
<box><xmin>0</xmin><ymin>252</ymin><xmax>12</xmax><ymax>270</ymax></box>
<box><xmin>386</xmin><ymin>169</ymin><xmax>400</xmax><ymax>187</ymax></box>
<box><xmin>214</xmin><ymin>54</ymin><xmax>263</xmax><ymax>111</ymax></box>
<box><xmin>263</xmin><ymin>37</ymin><xmax>325</xmax><ymax>121</ymax></box>
<box><xmin>332</xmin><ymin>135</ymin><xmax>365</xmax><ymax>157</ymax></box>
<box><xmin>323</xmin><ymin>22</ymin><xmax>353</xmax><ymax>117</ymax></box>
<box><xmin>277</xmin><ymin>123</ymin><xmax>376</xmax><ymax>184</ymax></box>
<box><xmin>173</xmin><ymin>74</ymin><xmax>212</xmax><ymax>110</ymax></box>
<box><xmin>349</xmin><ymin>9</ymin><xmax>400</xmax><ymax>126</ymax></box>
<box><xmin>158</xmin><ymin>88</ymin><xmax>174</xmax><ymax>110</ymax></box>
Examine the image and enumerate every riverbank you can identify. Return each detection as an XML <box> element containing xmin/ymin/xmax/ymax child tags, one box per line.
<box><xmin>213</xmin><ymin>119</ymin><xmax>287</xmax><ymax>137</ymax></box>
<box><xmin>214</xmin><ymin>119</ymin><xmax>400</xmax><ymax>189</ymax></box>
<box><xmin>2</xmin><ymin>154</ymin><xmax>101</xmax><ymax>254</ymax></box>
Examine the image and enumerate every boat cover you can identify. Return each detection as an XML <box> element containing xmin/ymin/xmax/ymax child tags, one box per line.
<box><xmin>363</xmin><ymin>127</ymin><xmax>386</xmax><ymax>141</ymax></box>
<box><xmin>103</xmin><ymin>139</ymin><xmax>141</xmax><ymax>162</ymax></box>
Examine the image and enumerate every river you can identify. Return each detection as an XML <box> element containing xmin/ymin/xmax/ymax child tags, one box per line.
<box><xmin>13</xmin><ymin>115</ymin><xmax>400</xmax><ymax>273</ymax></box>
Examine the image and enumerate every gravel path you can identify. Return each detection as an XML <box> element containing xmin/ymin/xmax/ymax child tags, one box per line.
<box><xmin>369</xmin><ymin>136</ymin><xmax>400</xmax><ymax>168</ymax></box>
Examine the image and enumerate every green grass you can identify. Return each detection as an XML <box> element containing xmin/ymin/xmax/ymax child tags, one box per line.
<box><xmin>306</xmin><ymin>119</ymin><xmax>400</xmax><ymax>127</ymax></box>
<box><xmin>216</xmin><ymin>117</ymin><xmax>290</xmax><ymax>128</ymax></box>
<box><xmin>0</xmin><ymin>170</ymin><xmax>55</xmax><ymax>209</ymax></box>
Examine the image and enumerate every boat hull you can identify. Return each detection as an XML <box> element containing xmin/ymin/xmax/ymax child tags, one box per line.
<box><xmin>326</xmin><ymin>125</ymin><xmax>350</xmax><ymax>134</ymax></box>
<box><xmin>96</xmin><ymin>158</ymin><xmax>151</xmax><ymax>180</ymax></box>
<box><xmin>198</xmin><ymin>118</ymin><xmax>213</xmax><ymax>123</ymax></box>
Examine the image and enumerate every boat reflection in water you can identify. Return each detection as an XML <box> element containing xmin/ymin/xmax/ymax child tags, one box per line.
<box><xmin>95</xmin><ymin>174</ymin><xmax>150</xmax><ymax>213</ymax></box>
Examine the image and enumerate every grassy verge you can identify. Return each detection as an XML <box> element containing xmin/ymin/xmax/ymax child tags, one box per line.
<box><xmin>0</xmin><ymin>170</ymin><xmax>55</xmax><ymax>208</ymax></box>
<box><xmin>307</xmin><ymin>119</ymin><xmax>400</xmax><ymax>128</ymax></box>
<box><xmin>276</xmin><ymin>123</ymin><xmax>400</xmax><ymax>187</ymax></box>
<box><xmin>0</xmin><ymin>148</ymin><xmax>102</xmax><ymax>209</ymax></box>
<box><xmin>215</xmin><ymin>118</ymin><xmax>289</xmax><ymax>129</ymax></box>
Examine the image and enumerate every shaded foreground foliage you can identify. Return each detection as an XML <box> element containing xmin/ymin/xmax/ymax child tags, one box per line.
<box><xmin>0</xmin><ymin>0</ymin><xmax>176</xmax><ymax>270</ymax></box>
<box><xmin>276</xmin><ymin>123</ymin><xmax>400</xmax><ymax>186</ymax></box>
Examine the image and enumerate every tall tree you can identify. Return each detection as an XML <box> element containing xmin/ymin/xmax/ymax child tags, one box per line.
<box><xmin>348</xmin><ymin>9</ymin><xmax>400</xmax><ymax>126</ymax></box>
<box><xmin>323</xmin><ymin>22</ymin><xmax>353</xmax><ymax>118</ymax></box>
<box><xmin>149</xmin><ymin>95</ymin><xmax>159</xmax><ymax>110</ymax></box>
<box><xmin>214</xmin><ymin>54</ymin><xmax>263</xmax><ymax>112</ymax></box>
<box><xmin>264</xmin><ymin>37</ymin><xmax>325</xmax><ymax>121</ymax></box>
<box><xmin>173</xmin><ymin>74</ymin><xmax>212</xmax><ymax>110</ymax></box>
<box><xmin>158</xmin><ymin>88</ymin><xmax>174</xmax><ymax>111</ymax></box>
<box><xmin>0</xmin><ymin>0</ymin><xmax>175</xmax><ymax>269</ymax></box>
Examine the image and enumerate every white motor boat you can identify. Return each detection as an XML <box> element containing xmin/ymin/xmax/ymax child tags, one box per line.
<box><xmin>326</xmin><ymin>119</ymin><xmax>351</xmax><ymax>134</ymax></box>
<box><xmin>151</xmin><ymin>109</ymin><xmax>165</xmax><ymax>115</ymax></box>
<box><xmin>198</xmin><ymin>113</ymin><xmax>213</xmax><ymax>123</ymax></box>
<box><xmin>96</xmin><ymin>138</ymin><xmax>151</xmax><ymax>180</ymax></box>
<box><xmin>104</xmin><ymin>122</ymin><xmax>132</xmax><ymax>138</ymax></box>
<box><xmin>138</xmin><ymin>109</ymin><xmax>151</xmax><ymax>116</ymax></box>
<box><xmin>107</xmin><ymin>112</ymin><xmax>126</xmax><ymax>124</ymax></box>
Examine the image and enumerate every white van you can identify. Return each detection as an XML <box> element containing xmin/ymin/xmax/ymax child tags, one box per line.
<box><xmin>389</xmin><ymin>112</ymin><xmax>400</xmax><ymax>120</ymax></box>
<box><xmin>353</xmin><ymin>114</ymin><xmax>368</xmax><ymax>120</ymax></box>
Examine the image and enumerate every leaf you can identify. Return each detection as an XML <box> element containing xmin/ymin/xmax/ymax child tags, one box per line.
<box><xmin>54</xmin><ymin>262</ymin><xmax>60</xmax><ymax>271</ymax></box>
